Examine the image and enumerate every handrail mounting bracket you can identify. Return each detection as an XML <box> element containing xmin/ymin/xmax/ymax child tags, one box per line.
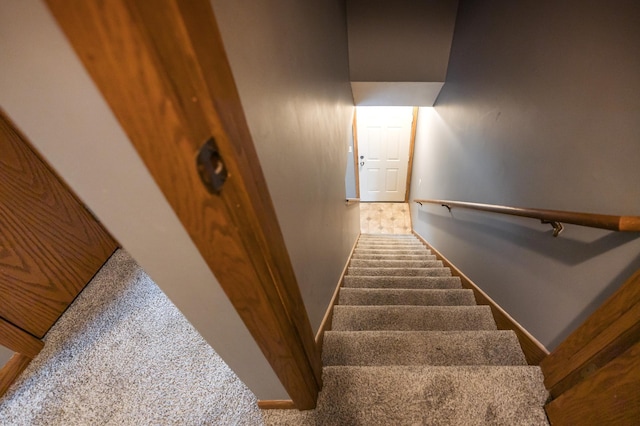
<box><xmin>442</xmin><ymin>204</ymin><xmax>452</xmax><ymax>213</ymax></box>
<box><xmin>541</xmin><ymin>220</ymin><xmax>564</xmax><ymax>237</ymax></box>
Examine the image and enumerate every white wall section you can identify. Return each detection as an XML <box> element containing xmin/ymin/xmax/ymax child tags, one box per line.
<box><xmin>410</xmin><ymin>1</ymin><xmax>640</xmax><ymax>350</ymax></box>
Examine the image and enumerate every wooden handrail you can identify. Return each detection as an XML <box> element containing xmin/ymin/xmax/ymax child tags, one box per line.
<box><xmin>414</xmin><ymin>199</ymin><xmax>640</xmax><ymax>235</ymax></box>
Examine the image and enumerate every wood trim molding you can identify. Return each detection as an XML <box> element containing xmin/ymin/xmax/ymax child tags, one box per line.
<box><xmin>544</xmin><ymin>339</ymin><xmax>640</xmax><ymax>425</ymax></box>
<box><xmin>0</xmin><ymin>317</ymin><xmax>44</xmax><ymax>359</ymax></box>
<box><xmin>404</xmin><ymin>107</ymin><xmax>419</xmax><ymax>203</ymax></box>
<box><xmin>315</xmin><ymin>235</ymin><xmax>361</xmax><ymax>350</ymax></box>
<box><xmin>412</xmin><ymin>231</ymin><xmax>549</xmax><ymax>365</ymax></box>
<box><xmin>258</xmin><ymin>399</ymin><xmax>297</xmax><ymax>410</ymax></box>
<box><xmin>0</xmin><ymin>353</ymin><xmax>32</xmax><ymax>397</ymax></box>
<box><xmin>46</xmin><ymin>0</ymin><xmax>320</xmax><ymax>409</ymax></box>
<box><xmin>0</xmin><ymin>317</ymin><xmax>44</xmax><ymax>397</ymax></box>
<box><xmin>540</xmin><ymin>268</ymin><xmax>640</xmax><ymax>399</ymax></box>
<box><xmin>352</xmin><ymin>111</ymin><xmax>360</xmax><ymax>199</ymax></box>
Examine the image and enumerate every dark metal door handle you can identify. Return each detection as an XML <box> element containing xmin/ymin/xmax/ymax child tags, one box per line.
<box><xmin>196</xmin><ymin>137</ymin><xmax>228</xmax><ymax>194</ymax></box>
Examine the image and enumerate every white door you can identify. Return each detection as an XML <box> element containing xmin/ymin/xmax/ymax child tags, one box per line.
<box><xmin>357</xmin><ymin>106</ymin><xmax>414</xmax><ymax>202</ymax></box>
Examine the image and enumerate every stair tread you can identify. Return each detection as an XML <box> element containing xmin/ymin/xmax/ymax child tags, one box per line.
<box><xmin>339</xmin><ymin>288</ymin><xmax>475</xmax><ymax>306</ymax></box>
<box><xmin>332</xmin><ymin>305</ymin><xmax>497</xmax><ymax>331</ymax></box>
<box><xmin>262</xmin><ymin>366</ymin><xmax>549</xmax><ymax>425</ymax></box>
<box><xmin>353</xmin><ymin>249</ymin><xmax>431</xmax><ymax>255</ymax></box>
<box><xmin>350</xmin><ymin>259</ymin><xmax>439</xmax><ymax>267</ymax></box>
<box><xmin>348</xmin><ymin>265</ymin><xmax>447</xmax><ymax>276</ymax></box>
<box><xmin>351</xmin><ymin>254</ymin><xmax>436</xmax><ymax>260</ymax></box>
<box><xmin>323</xmin><ymin>330</ymin><xmax>528</xmax><ymax>366</ymax></box>
<box><xmin>343</xmin><ymin>275</ymin><xmax>462</xmax><ymax>289</ymax></box>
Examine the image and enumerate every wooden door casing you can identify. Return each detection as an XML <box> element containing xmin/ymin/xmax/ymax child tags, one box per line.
<box><xmin>0</xmin><ymin>110</ymin><xmax>118</xmax><ymax>338</ymax></box>
<box><xmin>46</xmin><ymin>0</ymin><xmax>323</xmax><ymax>409</ymax></box>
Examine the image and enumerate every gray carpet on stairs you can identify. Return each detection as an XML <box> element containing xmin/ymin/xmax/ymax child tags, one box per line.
<box><xmin>338</xmin><ymin>288</ymin><xmax>476</xmax><ymax>306</ymax></box>
<box><xmin>263</xmin><ymin>366</ymin><xmax>549</xmax><ymax>425</ymax></box>
<box><xmin>264</xmin><ymin>233</ymin><xmax>549</xmax><ymax>425</ymax></box>
<box><xmin>332</xmin><ymin>305</ymin><xmax>498</xmax><ymax>331</ymax></box>
<box><xmin>2</xmin><ymin>234</ymin><xmax>549</xmax><ymax>425</ymax></box>
<box><xmin>323</xmin><ymin>330</ymin><xmax>528</xmax><ymax>366</ymax></box>
<box><xmin>343</xmin><ymin>275</ymin><xmax>461</xmax><ymax>289</ymax></box>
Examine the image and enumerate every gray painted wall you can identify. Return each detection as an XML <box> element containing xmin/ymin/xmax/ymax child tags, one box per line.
<box><xmin>346</xmin><ymin>0</ymin><xmax>458</xmax><ymax>82</ymax></box>
<box><xmin>211</xmin><ymin>0</ymin><xmax>360</xmax><ymax>331</ymax></box>
<box><xmin>410</xmin><ymin>1</ymin><xmax>640</xmax><ymax>350</ymax></box>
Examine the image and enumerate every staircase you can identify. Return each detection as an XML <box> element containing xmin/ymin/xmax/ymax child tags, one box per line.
<box><xmin>263</xmin><ymin>234</ymin><xmax>549</xmax><ymax>425</ymax></box>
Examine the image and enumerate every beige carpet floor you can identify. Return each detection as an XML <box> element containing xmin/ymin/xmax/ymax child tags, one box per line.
<box><xmin>0</xmin><ymin>250</ymin><xmax>264</xmax><ymax>425</ymax></box>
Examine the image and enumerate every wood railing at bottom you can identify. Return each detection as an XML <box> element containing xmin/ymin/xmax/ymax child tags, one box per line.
<box><xmin>540</xmin><ymin>269</ymin><xmax>640</xmax><ymax>424</ymax></box>
<box><xmin>414</xmin><ymin>199</ymin><xmax>640</xmax><ymax>236</ymax></box>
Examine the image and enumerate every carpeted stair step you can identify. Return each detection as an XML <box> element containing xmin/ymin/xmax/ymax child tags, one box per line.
<box><xmin>338</xmin><ymin>288</ymin><xmax>475</xmax><ymax>306</ymax></box>
<box><xmin>261</xmin><ymin>365</ymin><xmax>549</xmax><ymax>425</ymax></box>
<box><xmin>358</xmin><ymin>234</ymin><xmax>417</xmax><ymax>238</ymax></box>
<box><xmin>323</xmin><ymin>330</ymin><xmax>528</xmax><ymax>366</ymax></box>
<box><xmin>343</xmin><ymin>275</ymin><xmax>461</xmax><ymax>289</ymax></box>
<box><xmin>356</xmin><ymin>244</ymin><xmax>425</xmax><ymax>250</ymax></box>
<box><xmin>351</xmin><ymin>253</ymin><xmax>436</xmax><ymax>260</ymax></box>
<box><xmin>348</xmin><ymin>265</ymin><xmax>446</xmax><ymax>276</ymax></box>
<box><xmin>350</xmin><ymin>258</ymin><xmax>440</xmax><ymax>268</ymax></box>
<box><xmin>357</xmin><ymin>240</ymin><xmax>423</xmax><ymax>245</ymax></box>
<box><xmin>332</xmin><ymin>305</ymin><xmax>497</xmax><ymax>331</ymax></box>
<box><xmin>353</xmin><ymin>248</ymin><xmax>431</xmax><ymax>255</ymax></box>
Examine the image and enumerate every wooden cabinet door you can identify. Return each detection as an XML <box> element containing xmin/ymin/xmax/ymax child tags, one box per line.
<box><xmin>0</xmin><ymin>111</ymin><xmax>118</xmax><ymax>338</ymax></box>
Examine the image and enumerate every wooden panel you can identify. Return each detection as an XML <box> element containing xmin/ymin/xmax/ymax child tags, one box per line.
<box><xmin>258</xmin><ymin>400</ymin><xmax>297</xmax><ymax>410</ymax></box>
<box><xmin>0</xmin><ymin>317</ymin><xmax>44</xmax><ymax>359</ymax></box>
<box><xmin>541</xmin><ymin>269</ymin><xmax>640</xmax><ymax>397</ymax></box>
<box><xmin>545</xmin><ymin>340</ymin><xmax>640</xmax><ymax>425</ymax></box>
<box><xmin>352</xmin><ymin>113</ymin><xmax>360</xmax><ymax>198</ymax></box>
<box><xmin>404</xmin><ymin>107</ymin><xmax>418</xmax><ymax>202</ymax></box>
<box><xmin>413</xmin><ymin>232</ymin><xmax>549</xmax><ymax>365</ymax></box>
<box><xmin>0</xmin><ymin>353</ymin><xmax>32</xmax><ymax>397</ymax></box>
<box><xmin>0</xmin><ymin>111</ymin><xmax>118</xmax><ymax>338</ymax></box>
<box><xmin>46</xmin><ymin>0</ymin><xmax>321</xmax><ymax>409</ymax></box>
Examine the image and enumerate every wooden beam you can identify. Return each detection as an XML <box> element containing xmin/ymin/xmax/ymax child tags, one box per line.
<box><xmin>46</xmin><ymin>0</ymin><xmax>320</xmax><ymax>409</ymax></box>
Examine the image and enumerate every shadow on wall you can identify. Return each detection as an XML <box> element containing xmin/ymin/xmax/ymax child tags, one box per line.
<box><xmin>416</xmin><ymin>207</ymin><xmax>640</xmax><ymax>348</ymax></box>
<box><xmin>417</xmin><ymin>208</ymin><xmax>640</xmax><ymax>266</ymax></box>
